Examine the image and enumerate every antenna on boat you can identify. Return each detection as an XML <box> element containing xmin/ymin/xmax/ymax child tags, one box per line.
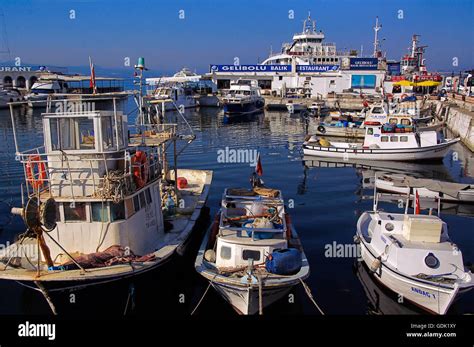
<box><xmin>373</xmin><ymin>16</ymin><xmax>381</xmax><ymax>58</ymax></box>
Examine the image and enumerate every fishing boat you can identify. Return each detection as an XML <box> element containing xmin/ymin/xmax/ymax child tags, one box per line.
<box><xmin>0</xmin><ymin>62</ymin><xmax>212</xmax><ymax>312</ymax></box>
<box><xmin>354</xmin><ymin>261</ymin><xmax>423</xmax><ymax>315</ymax></box>
<box><xmin>354</xmin><ymin>186</ymin><xmax>474</xmax><ymax>315</ymax></box>
<box><xmin>375</xmin><ymin>173</ymin><xmax>474</xmax><ymax>203</ymax></box>
<box><xmin>24</xmin><ymin>78</ymin><xmax>67</xmax><ymax>107</ymax></box>
<box><xmin>0</xmin><ymin>88</ymin><xmax>22</xmax><ymax>108</ymax></box>
<box><xmin>286</xmin><ymin>100</ymin><xmax>307</xmax><ymax>114</ymax></box>
<box><xmin>315</xmin><ymin>113</ymin><xmax>443</xmax><ymax>139</ymax></box>
<box><xmin>195</xmin><ymin>185</ymin><xmax>309</xmax><ymax>315</ymax></box>
<box><xmin>307</xmin><ymin>101</ymin><xmax>329</xmax><ymax>117</ymax></box>
<box><xmin>147</xmin><ymin>84</ymin><xmax>197</xmax><ymax>111</ymax></box>
<box><xmin>222</xmin><ymin>80</ymin><xmax>265</xmax><ymax>116</ymax></box>
<box><xmin>303</xmin><ymin>121</ymin><xmax>459</xmax><ymax>161</ymax></box>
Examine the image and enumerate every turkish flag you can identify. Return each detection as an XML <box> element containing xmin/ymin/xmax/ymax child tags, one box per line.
<box><xmin>255</xmin><ymin>153</ymin><xmax>263</xmax><ymax>176</ymax></box>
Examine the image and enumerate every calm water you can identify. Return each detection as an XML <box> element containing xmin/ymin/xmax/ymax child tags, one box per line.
<box><xmin>0</xmin><ymin>103</ymin><xmax>473</xmax><ymax>316</ymax></box>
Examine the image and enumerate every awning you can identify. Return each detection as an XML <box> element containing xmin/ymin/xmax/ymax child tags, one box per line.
<box><xmin>414</xmin><ymin>81</ymin><xmax>441</xmax><ymax>87</ymax></box>
<box><xmin>393</xmin><ymin>80</ymin><xmax>413</xmax><ymax>86</ymax></box>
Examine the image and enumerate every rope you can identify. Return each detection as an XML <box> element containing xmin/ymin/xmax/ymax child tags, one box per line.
<box><xmin>190</xmin><ymin>282</ymin><xmax>211</xmax><ymax>315</ymax></box>
<box><xmin>299</xmin><ymin>278</ymin><xmax>325</xmax><ymax>315</ymax></box>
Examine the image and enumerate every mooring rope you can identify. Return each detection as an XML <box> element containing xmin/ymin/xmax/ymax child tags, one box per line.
<box><xmin>190</xmin><ymin>282</ymin><xmax>211</xmax><ymax>315</ymax></box>
<box><xmin>299</xmin><ymin>278</ymin><xmax>325</xmax><ymax>315</ymax></box>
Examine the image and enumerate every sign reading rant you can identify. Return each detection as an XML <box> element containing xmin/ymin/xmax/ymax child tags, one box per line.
<box><xmin>296</xmin><ymin>65</ymin><xmax>339</xmax><ymax>72</ymax></box>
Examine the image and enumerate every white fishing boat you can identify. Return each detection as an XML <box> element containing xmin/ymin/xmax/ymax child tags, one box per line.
<box><xmin>286</xmin><ymin>100</ymin><xmax>307</xmax><ymax>114</ymax></box>
<box><xmin>303</xmin><ymin>121</ymin><xmax>459</xmax><ymax>161</ymax></box>
<box><xmin>0</xmin><ymin>88</ymin><xmax>22</xmax><ymax>108</ymax></box>
<box><xmin>355</xmin><ymin>187</ymin><xmax>474</xmax><ymax>315</ymax></box>
<box><xmin>0</xmin><ymin>90</ymin><xmax>212</xmax><ymax>312</ymax></box>
<box><xmin>307</xmin><ymin>101</ymin><xmax>329</xmax><ymax>117</ymax></box>
<box><xmin>148</xmin><ymin>84</ymin><xmax>197</xmax><ymax>111</ymax></box>
<box><xmin>222</xmin><ymin>80</ymin><xmax>265</xmax><ymax>116</ymax></box>
<box><xmin>24</xmin><ymin>79</ymin><xmax>67</xmax><ymax>107</ymax></box>
<box><xmin>195</xmin><ymin>186</ymin><xmax>309</xmax><ymax>315</ymax></box>
<box><xmin>315</xmin><ymin>113</ymin><xmax>443</xmax><ymax>139</ymax></box>
<box><xmin>375</xmin><ymin>173</ymin><xmax>474</xmax><ymax>203</ymax></box>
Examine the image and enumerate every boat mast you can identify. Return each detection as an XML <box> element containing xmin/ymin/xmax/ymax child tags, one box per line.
<box><xmin>373</xmin><ymin>16</ymin><xmax>381</xmax><ymax>58</ymax></box>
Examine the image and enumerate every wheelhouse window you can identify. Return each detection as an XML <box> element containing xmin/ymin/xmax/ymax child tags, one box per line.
<box><xmin>125</xmin><ymin>198</ymin><xmax>135</xmax><ymax>218</ymax></box>
<box><xmin>400</xmin><ymin>136</ymin><xmax>409</xmax><ymax>142</ymax></box>
<box><xmin>390</xmin><ymin>136</ymin><xmax>399</xmax><ymax>142</ymax></box>
<box><xmin>50</xmin><ymin>117</ymin><xmax>95</xmax><ymax>150</ymax></box>
<box><xmin>242</xmin><ymin>250</ymin><xmax>261</xmax><ymax>261</ymax></box>
<box><xmin>64</xmin><ymin>202</ymin><xmax>87</xmax><ymax>222</ymax></box>
<box><xmin>101</xmin><ymin>116</ymin><xmax>115</xmax><ymax>150</ymax></box>
<box><xmin>220</xmin><ymin>246</ymin><xmax>232</xmax><ymax>260</ymax></box>
<box><xmin>91</xmin><ymin>202</ymin><xmax>109</xmax><ymax>222</ymax></box>
<box><xmin>381</xmin><ymin>136</ymin><xmax>389</xmax><ymax>142</ymax></box>
<box><xmin>110</xmin><ymin>201</ymin><xmax>125</xmax><ymax>222</ymax></box>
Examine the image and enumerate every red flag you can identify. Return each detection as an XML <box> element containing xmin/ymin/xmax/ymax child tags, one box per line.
<box><xmin>255</xmin><ymin>153</ymin><xmax>263</xmax><ymax>176</ymax></box>
<box><xmin>415</xmin><ymin>189</ymin><xmax>420</xmax><ymax>214</ymax></box>
<box><xmin>89</xmin><ymin>56</ymin><xmax>96</xmax><ymax>94</ymax></box>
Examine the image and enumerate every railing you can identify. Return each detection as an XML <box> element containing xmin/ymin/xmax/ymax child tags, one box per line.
<box><xmin>18</xmin><ymin>145</ymin><xmax>162</xmax><ymax>201</ymax></box>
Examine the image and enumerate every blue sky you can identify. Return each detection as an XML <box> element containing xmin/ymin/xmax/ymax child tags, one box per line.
<box><xmin>0</xmin><ymin>0</ymin><xmax>473</xmax><ymax>75</ymax></box>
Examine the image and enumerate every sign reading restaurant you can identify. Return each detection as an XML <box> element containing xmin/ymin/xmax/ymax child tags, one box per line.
<box><xmin>296</xmin><ymin>65</ymin><xmax>339</xmax><ymax>72</ymax></box>
<box><xmin>0</xmin><ymin>66</ymin><xmax>34</xmax><ymax>72</ymax></box>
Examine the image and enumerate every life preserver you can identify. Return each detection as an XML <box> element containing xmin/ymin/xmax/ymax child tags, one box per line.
<box><xmin>26</xmin><ymin>155</ymin><xmax>46</xmax><ymax>190</ymax></box>
<box><xmin>400</xmin><ymin>93</ymin><xmax>408</xmax><ymax>100</ymax></box>
<box><xmin>132</xmin><ymin>151</ymin><xmax>149</xmax><ymax>189</ymax></box>
<box><xmin>317</xmin><ymin>125</ymin><xmax>326</xmax><ymax>134</ymax></box>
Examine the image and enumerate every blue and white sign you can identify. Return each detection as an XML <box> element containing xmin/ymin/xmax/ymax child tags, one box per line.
<box><xmin>387</xmin><ymin>62</ymin><xmax>401</xmax><ymax>75</ymax></box>
<box><xmin>351</xmin><ymin>74</ymin><xmax>376</xmax><ymax>88</ymax></box>
<box><xmin>296</xmin><ymin>65</ymin><xmax>339</xmax><ymax>72</ymax></box>
<box><xmin>349</xmin><ymin>58</ymin><xmax>378</xmax><ymax>70</ymax></box>
<box><xmin>210</xmin><ymin>64</ymin><xmax>291</xmax><ymax>73</ymax></box>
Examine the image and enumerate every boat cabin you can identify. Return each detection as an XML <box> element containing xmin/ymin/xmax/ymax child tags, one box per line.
<box><xmin>363</xmin><ymin>124</ymin><xmax>440</xmax><ymax>148</ymax></box>
<box><xmin>215</xmin><ymin>189</ymin><xmax>288</xmax><ymax>269</ymax></box>
<box><xmin>15</xmin><ymin>105</ymin><xmax>166</xmax><ymax>263</ymax></box>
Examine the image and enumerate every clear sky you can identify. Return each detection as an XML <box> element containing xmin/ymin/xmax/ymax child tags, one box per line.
<box><xmin>0</xmin><ymin>0</ymin><xmax>473</xmax><ymax>75</ymax></box>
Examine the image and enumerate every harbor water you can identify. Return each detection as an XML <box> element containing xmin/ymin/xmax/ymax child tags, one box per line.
<box><xmin>0</xmin><ymin>105</ymin><xmax>473</xmax><ymax>315</ymax></box>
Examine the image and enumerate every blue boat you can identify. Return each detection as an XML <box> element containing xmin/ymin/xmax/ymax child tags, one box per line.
<box><xmin>222</xmin><ymin>80</ymin><xmax>265</xmax><ymax>117</ymax></box>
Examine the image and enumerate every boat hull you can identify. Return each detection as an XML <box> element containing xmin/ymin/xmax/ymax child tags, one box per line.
<box><xmin>358</xmin><ymin>237</ymin><xmax>460</xmax><ymax>315</ymax></box>
<box><xmin>303</xmin><ymin>139</ymin><xmax>458</xmax><ymax>161</ymax></box>
<box><xmin>211</xmin><ymin>281</ymin><xmax>293</xmax><ymax>315</ymax></box>
<box><xmin>224</xmin><ymin>99</ymin><xmax>265</xmax><ymax>116</ymax></box>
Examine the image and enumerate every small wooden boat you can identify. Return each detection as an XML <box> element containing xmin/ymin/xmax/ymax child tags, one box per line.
<box><xmin>195</xmin><ymin>187</ymin><xmax>309</xmax><ymax>315</ymax></box>
<box><xmin>355</xmin><ymin>189</ymin><xmax>474</xmax><ymax>315</ymax></box>
<box><xmin>375</xmin><ymin>173</ymin><xmax>474</xmax><ymax>203</ymax></box>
